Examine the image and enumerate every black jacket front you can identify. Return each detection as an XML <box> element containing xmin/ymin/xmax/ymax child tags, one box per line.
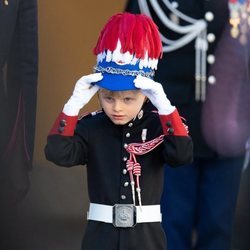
<box><xmin>45</xmin><ymin>102</ymin><xmax>193</xmax><ymax>250</ymax></box>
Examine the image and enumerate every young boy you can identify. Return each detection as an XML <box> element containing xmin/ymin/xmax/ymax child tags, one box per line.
<box><xmin>45</xmin><ymin>12</ymin><xmax>193</xmax><ymax>250</ymax></box>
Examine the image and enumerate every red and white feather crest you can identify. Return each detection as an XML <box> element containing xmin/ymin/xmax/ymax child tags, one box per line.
<box><xmin>93</xmin><ymin>12</ymin><xmax>162</xmax><ymax>69</ymax></box>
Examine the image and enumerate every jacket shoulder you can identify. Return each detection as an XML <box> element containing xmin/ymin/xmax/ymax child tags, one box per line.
<box><xmin>78</xmin><ymin>110</ymin><xmax>103</xmax><ymax>121</ymax></box>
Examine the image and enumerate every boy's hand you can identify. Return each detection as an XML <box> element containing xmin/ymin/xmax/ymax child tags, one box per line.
<box><xmin>134</xmin><ymin>75</ymin><xmax>175</xmax><ymax>115</ymax></box>
<box><xmin>63</xmin><ymin>73</ymin><xmax>103</xmax><ymax>116</ymax></box>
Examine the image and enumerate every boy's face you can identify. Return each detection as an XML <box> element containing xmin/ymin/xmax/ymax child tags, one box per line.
<box><xmin>98</xmin><ymin>88</ymin><xmax>147</xmax><ymax>125</ymax></box>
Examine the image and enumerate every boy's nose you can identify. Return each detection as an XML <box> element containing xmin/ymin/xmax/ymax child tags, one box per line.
<box><xmin>113</xmin><ymin>101</ymin><xmax>123</xmax><ymax>111</ymax></box>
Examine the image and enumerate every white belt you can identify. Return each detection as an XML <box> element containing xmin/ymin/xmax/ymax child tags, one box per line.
<box><xmin>87</xmin><ymin>203</ymin><xmax>162</xmax><ymax>227</ymax></box>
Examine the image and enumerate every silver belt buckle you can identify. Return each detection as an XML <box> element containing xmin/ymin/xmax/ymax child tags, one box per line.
<box><xmin>113</xmin><ymin>204</ymin><xmax>136</xmax><ymax>228</ymax></box>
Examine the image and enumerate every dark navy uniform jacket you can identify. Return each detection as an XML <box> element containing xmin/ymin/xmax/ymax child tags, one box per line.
<box><xmin>125</xmin><ymin>0</ymin><xmax>229</xmax><ymax>158</ymax></box>
<box><xmin>45</xmin><ymin>101</ymin><xmax>193</xmax><ymax>250</ymax></box>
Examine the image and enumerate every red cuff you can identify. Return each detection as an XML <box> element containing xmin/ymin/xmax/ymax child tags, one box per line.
<box><xmin>49</xmin><ymin>112</ymin><xmax>78</xmax><ymax>136</ymax></box>
<box><xmin>159</xmin><ymin>109</ymin><xmax>188</xmax><ymax>136</ymax></box>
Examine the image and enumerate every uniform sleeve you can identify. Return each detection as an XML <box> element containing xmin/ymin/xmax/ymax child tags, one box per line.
<box><xmin>44</xmin><ymin>112</ymin><xmax>88</xmax><ymax>167</ymax></box>
<box><xmin>159</xmin><ymin>109</ymin><xmax>193</xmax><ymax>167</ymax></box>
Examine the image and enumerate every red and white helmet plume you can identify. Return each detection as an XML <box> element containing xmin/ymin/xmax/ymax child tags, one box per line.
<box><xmin>93</xmin><ymin>12</ymin><xmax>162</xmax><ymax>70</ymax></box>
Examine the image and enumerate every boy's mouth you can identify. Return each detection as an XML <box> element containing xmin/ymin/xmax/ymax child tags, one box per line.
<box><xmin>112</xmin><ymin>115</ymin><xmax>125</xmax><ymax>120</ymax></box>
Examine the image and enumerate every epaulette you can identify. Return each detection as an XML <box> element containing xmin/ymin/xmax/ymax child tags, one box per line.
<box><xmin>78</xmin><ymin>110</ymin><xmax>103</xmax><ymax>120</ymax></box>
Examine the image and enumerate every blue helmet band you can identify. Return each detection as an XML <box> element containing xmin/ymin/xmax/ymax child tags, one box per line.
<box><xmin>92</xmin><ymin>60</ymin><xmax>155</xmax><ymax>91</ymax></box>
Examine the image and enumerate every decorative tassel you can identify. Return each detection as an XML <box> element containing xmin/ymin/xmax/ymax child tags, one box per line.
<box><xmin>133</xmin><ymin>162</ymin><xmax>142</xmax><ymax>207</ymax></box>
<box><xmin>125</xmin><ymin>134</ymin><xmax>165</xmax><ymax>206</ymax></box>
<box><xmin>126</xmin><ymin>158</ymin><xmax>136</xmax><ymax>205</ymax></box>
<box><xmin>195</xmin><ymin>32</ymin><xmax>208</xmax><ymax>101</ymax></box>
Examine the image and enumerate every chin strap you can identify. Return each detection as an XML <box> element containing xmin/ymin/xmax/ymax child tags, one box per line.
<box><xmin>125</xmin><ymin>134</ymin><xmax>165</xmax><ymax>207</ymax></box>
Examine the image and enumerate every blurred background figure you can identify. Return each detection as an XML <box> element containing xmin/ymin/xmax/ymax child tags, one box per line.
<box><xmin>126</xmin><ymin>0</ymin><xmax>249</xmax><ymax>249</ymax></box>
<box><xmin>0</xmin><ymin>0</ymin><xmax>38</xmax><ymax>248</ymax></box>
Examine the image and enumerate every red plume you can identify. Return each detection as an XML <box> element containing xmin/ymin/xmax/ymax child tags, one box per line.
<box><xmin>93</xmin><ymin>12</ymin><xmax>162</xmax><ymax>60</ymax></box>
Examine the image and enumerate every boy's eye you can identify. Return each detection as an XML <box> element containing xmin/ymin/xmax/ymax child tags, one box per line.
<box><xmin>103</xmin><ymin>96</ymin><xmax>114</xmax><ymax>102</ymax></box>
<box><xmin>124</xmin><ymin>97</ymin><xmax>134</xmax><ymax>102</ymax></box>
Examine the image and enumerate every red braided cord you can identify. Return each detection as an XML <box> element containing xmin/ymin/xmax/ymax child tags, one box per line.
<box><xmin>133</xmin><ymin>162</ymin><xmax>141</xmax><ymax>176</ymax></box>
<box><xmin>126</xmin><ymin>159</ymin><xmax>133</xmax><ymax>172</ymax></box>
<box><xmin>126</xmin><ymin>134</ymin><xmax>164</xmax><ymax>155</ymax></box>
<box><xmin>125</xmin><ymin>135</ymin><xmax>164</xmax><ymax>205</ymax></box>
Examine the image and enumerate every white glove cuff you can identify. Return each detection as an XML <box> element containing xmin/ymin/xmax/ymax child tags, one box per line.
<box><xmin>158</xmin><ymin>106</ymin><xmax>176</xmax><ymax>115</ymax></box>
<box><xmin>62</xmin><ymin>99</ymin><xmax>82</xmax><ymax>116</ymax></box>
<box><xmin>157</xmin><ymin>97</ymin><xmax>176</xmax><ymax>115</ymax></box>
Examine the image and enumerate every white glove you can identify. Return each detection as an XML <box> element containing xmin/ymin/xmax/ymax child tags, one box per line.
<box><xmin>63</xmin><ymin>73</ymin><xmax>103</xmax><ymax>116</ymax></box>
<box><xmin>134</xmin><ymin>75</ymin><xmax>175</xmax><ymax>115</ymax></box>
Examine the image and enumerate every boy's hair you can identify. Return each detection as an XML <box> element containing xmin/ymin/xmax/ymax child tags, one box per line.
<box><xmin>99</xmin><ymin>88</ymin><xmax>141</xmax><ymax>97</ymax></box>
